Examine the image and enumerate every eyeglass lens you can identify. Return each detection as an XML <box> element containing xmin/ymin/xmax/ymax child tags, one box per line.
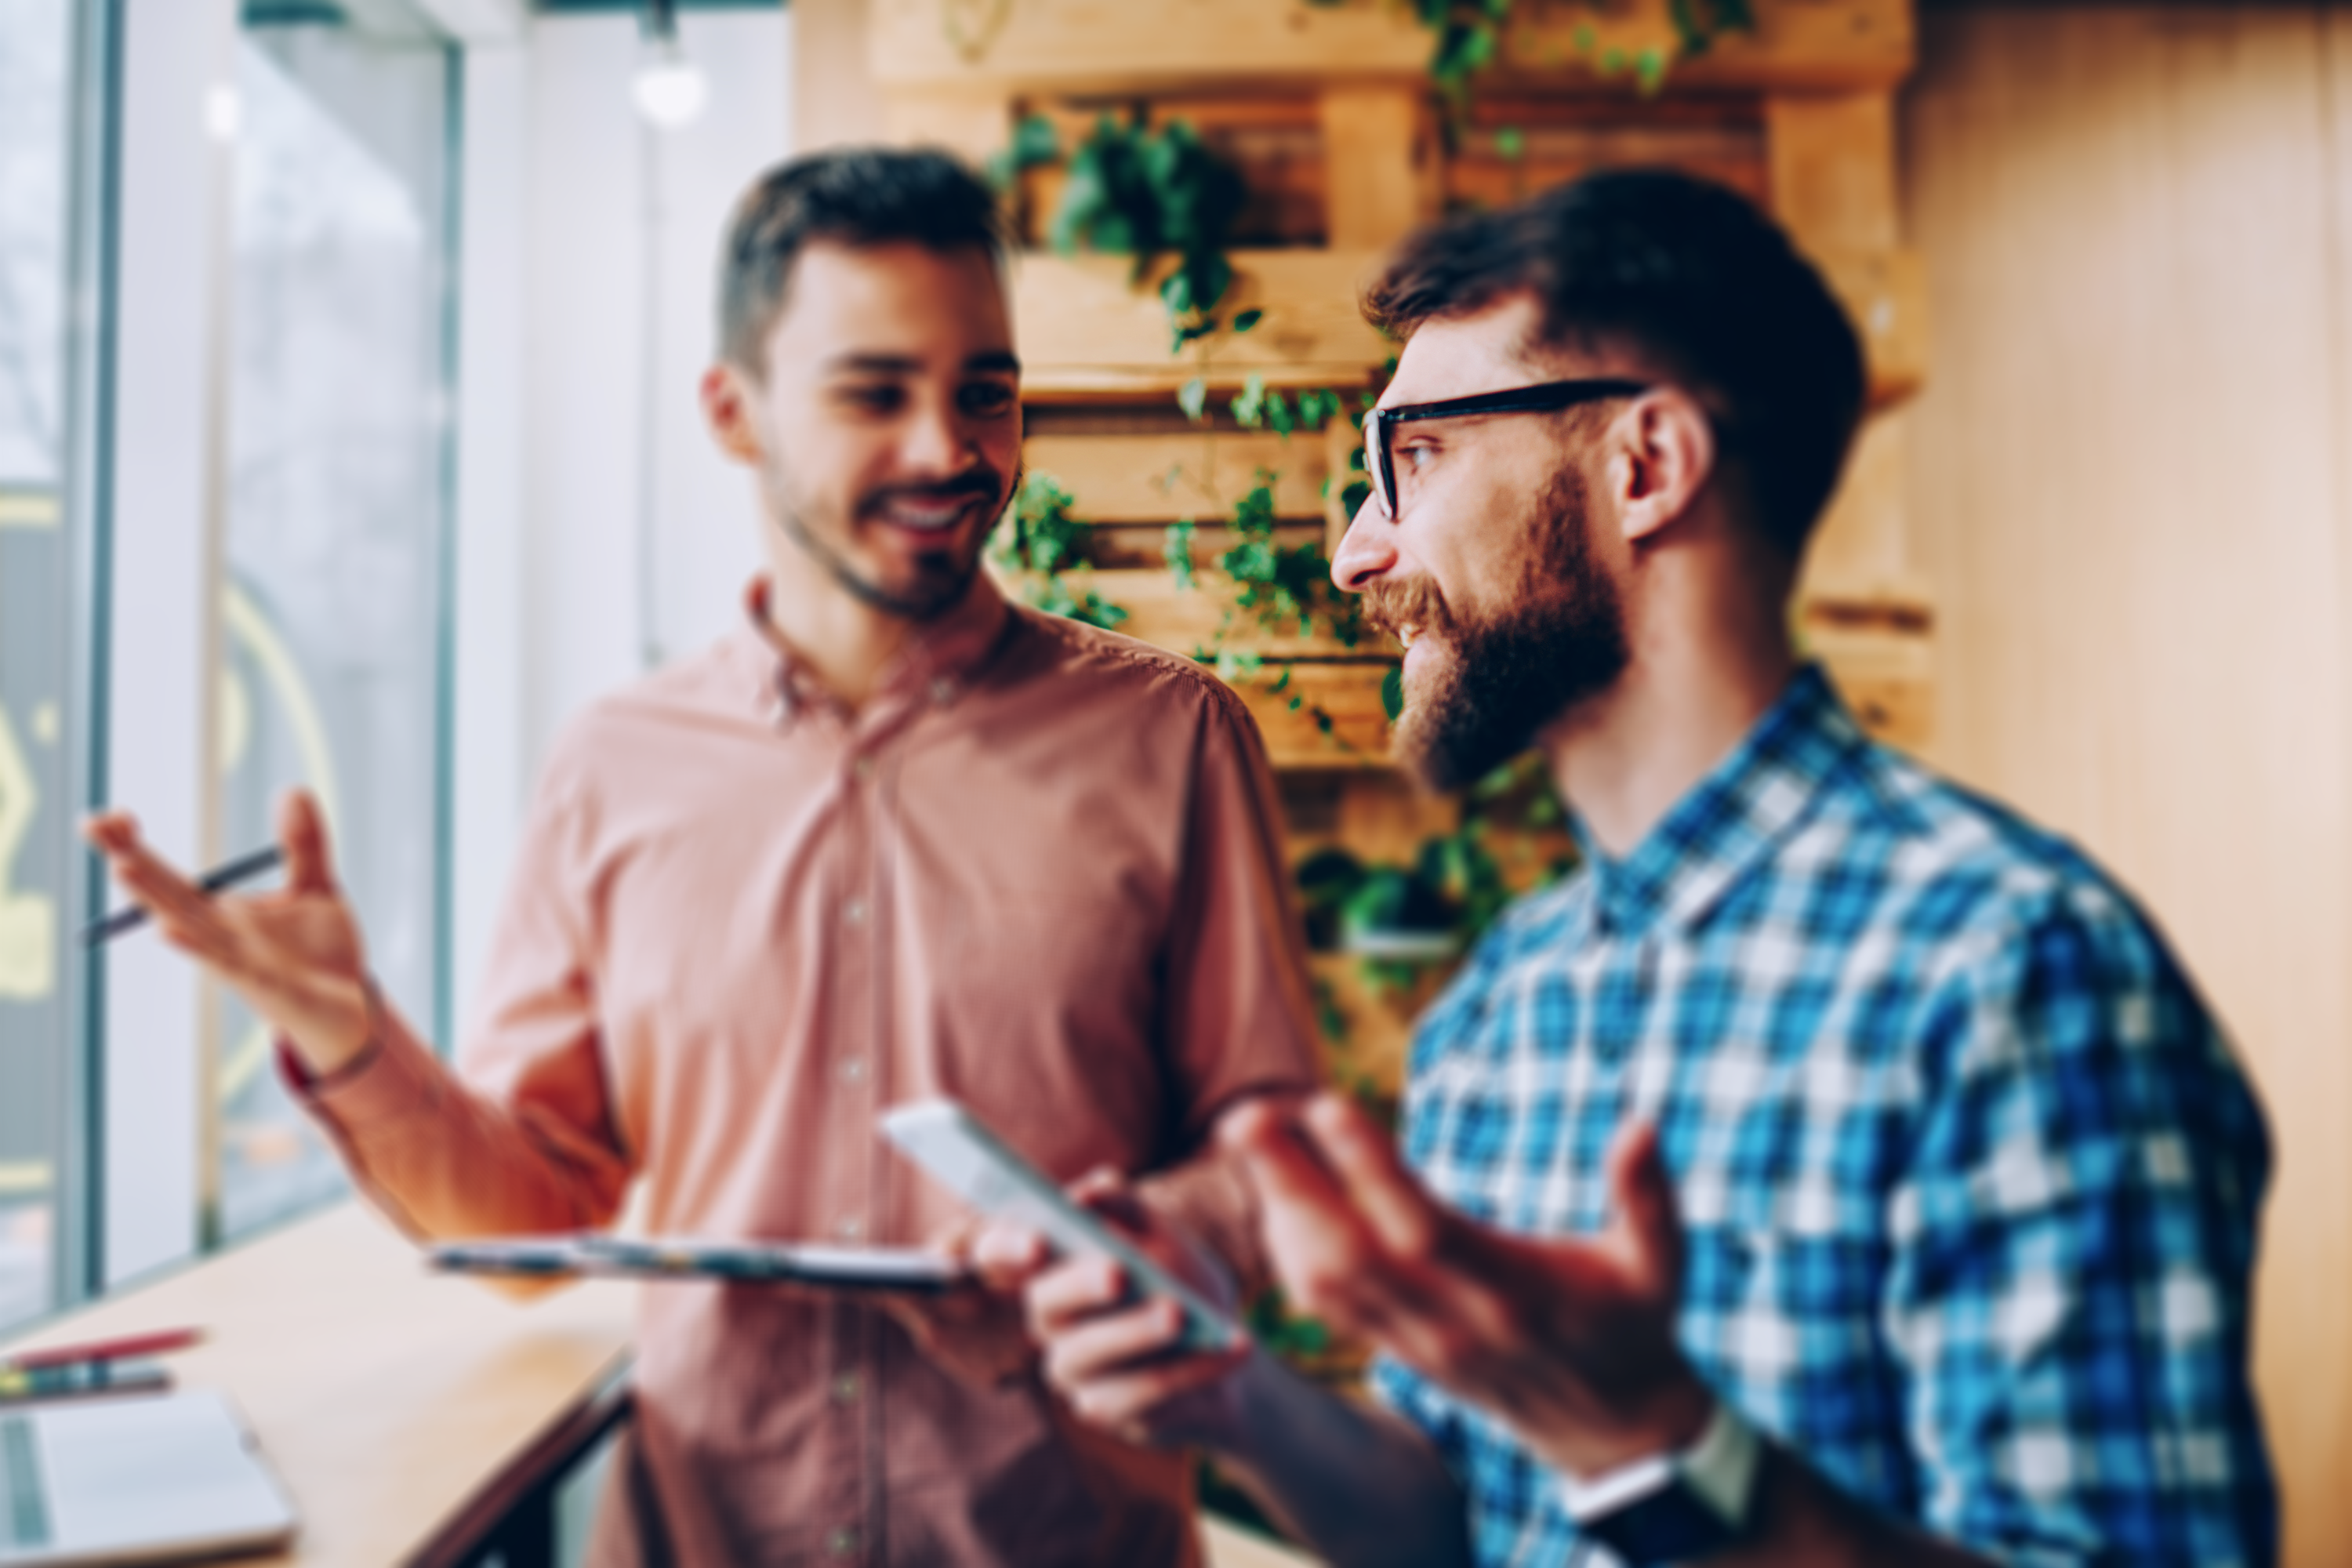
<box><xmin>1362</xmin><ymin>411</ymin><xmax>1392</xmax><ymax>520</ymax></box>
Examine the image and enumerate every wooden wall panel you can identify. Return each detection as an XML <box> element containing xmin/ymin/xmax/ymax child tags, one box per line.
<box><xmin>792</xmin><ymin>0</ymin><xmax>884</xmax><ymax>151</ymax></box>
<box><xmin>1766</xmin><ymin>92</ymin><xmax>1901</xmax><ymax>249</ymax></box>
<box><xmin>1903</xmin><ymin>10</ymin><xmax>2352</xmax><ymax>1559</ymax></box>
<box><xmin>1446</xmin><ymin>98</ymin><xmax>1773</xmax><ymax>220</ymax></box>
<box><xmin>1011</xmin><ymin>250</ymin><xmax>1388</xmax><ymax>398</ymax></box>
<box><xmin>880</xmin><ymin>89</ymin><xmax>1012</xmax><ymax>167</ymax></box>
<box><xmin>1803</xmin><ymin>409</ymin><xmax>1918</xmax><ymax>601</ymax></box>
<box><xmin>866</xmin><ymin>0</ymin><xmax>1911</xmax><ymax>93</ymax></box>
<box><xmin>1023</xmin><ymin>431</ymin><xmax>1330</xmax><ymax>522</ymax></box>
<box><xmin>1319</xmin><ymin>85</ymin><xmax>1432</xmax><ymax>249</ymax></box>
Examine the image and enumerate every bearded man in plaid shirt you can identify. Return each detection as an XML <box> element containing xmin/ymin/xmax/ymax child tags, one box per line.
<box><xmin>988</xmin><ymin>168</ymin><xmax>2277</xmax><ymax>1567</ymax></box>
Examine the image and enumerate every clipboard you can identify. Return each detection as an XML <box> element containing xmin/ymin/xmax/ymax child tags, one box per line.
<box><xmin>427</xmin><ymin>1234</ymin><xmax>964</xmax><ymax>1293</ymax></box>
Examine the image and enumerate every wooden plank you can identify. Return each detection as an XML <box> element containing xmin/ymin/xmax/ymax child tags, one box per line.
<box><xmin>1011</xmin><ymin>566</ymin><xmax>1389</xmax><ymax>659</ymax></box>
<box><xmin>1446</xmin><ymin>107</ymin><xmax>1771</xmax><ymax>216</ymax></box>
<box><xmin>1765</xmin><ymin>91</ymin><xmax>1900</xmax><ymax>250</ymax></box>
<box><xmin>1023</xmin><ymin>431</ymin><xmax>1330</xmax><ymax>522</ymax></box>
<box><xmin>1319</xmin><ymin>85</ymin><xmax>1432</xmax><ymax>248</ymax></box>
<box><xmin>1001</xmin><ymin>566</ymin><xmax>1376</xmax><ymax>659</ymax></box>
<box><xmin>1806</xmin><ymin>621</ymin><xmax>1931</xmax><ymax>750</ymax></box>
<box><xmin>881</xmin><ymin>87</ymin><xmax>1015</xmax><ymax>165</ymax></box>
<box><xmin>796</xmin><ymin>0</ymin><xmax>884</xmax><ymax>150</ymax></box>
<box><xmin>1333</xmin><ymin>771</ymin><xmax>1461</xmax><ymax>868</ymax></box>
<box><xmin>869</xmin><ymin>0</ymin><xmax>1429</xmax><ymax>89</ymax></box>
<box><xmin>1229</xmin><ymin>660</ymin><xmax>1395</xmax><ymax>768</ymax></box>
<box><xmin>1495</xmin><ymin>0</ymin><xmax>1913</xmax><ymax>92</ymax></box>
<box><xmin>1022</xmin><ymin>363</ymin><xmax>1374</xmax><ymax>401</ymax></box>
<box><xmin>1013</xmin><ymin>243</ymin><xmax>1912</xmax><ymax>407</ymax></box>
<box><xmin>1799</xmin><ymin>412</ymin><xmax>1932</xmax><ymax>753</ymax></box>
<box><xmin>1817</xmin><ymin>245</ymin><xmax>1929</xmax><ymax>408</ymax></box>
<box><xmin>869</xmin><ymin>0</ymin><xmax>1911</xmax><ymax>93</ymax></box>
<box><xmin>1799</xmin><ymin>408</ymin><xmax>1921</xmax><ymax>604</ymax></box>
<box><xmin>1309</xmin><ymin>951</ymin><xmax>1421</xmax><ymax>1100</ymax></box>
<box><xmin>1011</xmin><ymin>249</ymin><xmax>1388</xmax><ymax>399</ymax></box>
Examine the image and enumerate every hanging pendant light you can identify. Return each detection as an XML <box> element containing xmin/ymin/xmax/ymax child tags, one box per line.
<box><xmin>632</xmin><ymin>0</ymin><xmax>708</xmax><ymax>129</ymax></box>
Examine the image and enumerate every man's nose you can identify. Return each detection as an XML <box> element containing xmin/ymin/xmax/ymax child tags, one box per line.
<box><xmin>899</xmin><ymin>400</ymin><xmax>977</xmax><ymax>477</ymax></box>
<box><xmin>1330</xmin><ymin>495</ymin><xmax>1399</xmax><ymax>593</ymax></box>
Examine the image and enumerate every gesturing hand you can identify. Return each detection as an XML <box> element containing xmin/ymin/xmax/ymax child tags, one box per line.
<box><xmin>84</xmin><ymin>789</ymin><xmax>376</xmax><ymax>1076</ymax></box>
<box><xmin>1221</xmin><ymin>1093</ymin><xmax>1714</xmax><ymax>1480</ymax></box>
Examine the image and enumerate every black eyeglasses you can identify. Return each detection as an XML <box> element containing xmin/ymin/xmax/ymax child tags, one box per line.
<box><xmin>1359</xmin><ymin>378</ymin><xmax>1653</xmax><ymax>521</ymax></box>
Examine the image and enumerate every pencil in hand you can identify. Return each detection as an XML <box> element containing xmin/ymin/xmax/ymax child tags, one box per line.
<box><xmin>80</xmin><ymin>844</ymin><xmax>285</xmax><ymax>946</ymax></box>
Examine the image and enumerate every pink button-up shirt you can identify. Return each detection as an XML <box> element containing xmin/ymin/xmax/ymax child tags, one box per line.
<box><xmin>293</xmin><ymin>578</ymin><xmax>1321</xmax><ymax>1564</ymax></box>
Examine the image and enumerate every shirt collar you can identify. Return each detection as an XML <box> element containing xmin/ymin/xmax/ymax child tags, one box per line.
<box><xmin>734</xmin><ymin>572</ymin><xmax>1012</xmax><ymax>728</ymax></box>
<box><xmin>1572</xmin><ymin>664</ymin><xmax>1867</xmax><ymax>938</ymax></box>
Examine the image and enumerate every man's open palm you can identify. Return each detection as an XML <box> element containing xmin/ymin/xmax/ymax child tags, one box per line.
<box><xmin>85</xmin><ymin>789</ymin><xmax>376</xmax><ymax>1075</ymax></box>
<box><xmin>1222</xmin><ymin>1094</ymin><xmax>1713</xmax><ymax>1479</ymax></box>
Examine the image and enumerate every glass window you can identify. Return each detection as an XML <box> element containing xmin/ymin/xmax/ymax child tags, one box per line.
<box><xmin>0</xmin><ymin>0</ymin><xmax>79</xmax><ymax>1330</ymax></box>
<box><xmin>211</xmin><ymin>6</ymin><xmax>458</xmax><ymax>1243</ymax></box>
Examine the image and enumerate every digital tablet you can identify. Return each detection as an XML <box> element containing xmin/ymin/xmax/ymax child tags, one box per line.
<box><xmin>427</xmin><ymin>1234</ymin><xmax>964</xmax><ymax>1292</ymax></box>
<box><xmin>879</xmin><ymin>1098</ymin><xmax>1242</xmax><ymax>1352</ymax></box>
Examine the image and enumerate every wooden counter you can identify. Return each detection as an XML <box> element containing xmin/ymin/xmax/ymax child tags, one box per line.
<box><xmin>0</xmin><ymin>1202</ymin><xmax>634</xmax><ymax>1566</ymax></box>
<box><xmin>0</xmin><ymin>1200</ymin><xmax>1317</xmax><ymax>1566</ymax></box>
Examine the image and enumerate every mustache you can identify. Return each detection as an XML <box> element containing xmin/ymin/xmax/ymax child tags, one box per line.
<box><xmin>1360</xmin><ymin>576</ymin><xmax>1454</xmax><ymax>644</ymax></box>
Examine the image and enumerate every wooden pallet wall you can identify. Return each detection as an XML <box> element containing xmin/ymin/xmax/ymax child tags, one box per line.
<box><xmin>809</xmin><ymin>0</ymin><xmax>1930</xmax><ymax>1089</ymax></box>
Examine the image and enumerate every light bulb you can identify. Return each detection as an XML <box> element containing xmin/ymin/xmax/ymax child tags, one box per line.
<box><xmin>204</xmin><ymin>83</ymin><xmax>241</xmax><ymax>142</ymax></box>
<box><xmin>633</xmin><ymin>41</ymin><xmax>707</xmax><ymax>129</ymax></box>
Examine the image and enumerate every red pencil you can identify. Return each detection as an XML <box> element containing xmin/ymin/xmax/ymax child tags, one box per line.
<box><xmin>2</xmin><ymin>1327</ymin><xmax>205</xmax><ymax>1371</ymax></box>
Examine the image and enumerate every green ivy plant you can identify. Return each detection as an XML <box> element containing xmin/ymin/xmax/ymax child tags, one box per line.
<box><xmin>985</xmin><ymin>111</ymin><xmax>1062</xmax><ymax>192</ymax></box>
<box><xmin>1295</xmin><ymin>751</ymin><xmax>1577</xmax><ymax>1002</ymax></box>
<box><xmin>1214</xmin><ymin>468</ymin><xmax>1359</xmax><ymax>643</ymax></box>
<box><xmin>1049</xmin><ymin>111</ymin><xmax>1248</xmax><ymax>352</ymax></box>
<box><xmin>1156</xmin><ymin>379</ymin><xmax>1381</xmax><ymax>759</ymax></box>
<box><xmin>990</xmin><ymin>472</ymin><xmax>1131</xmax><ymax>631</ymax></box>
<box><xmin>1301</xmin><ymin>0</ymin><xmax>1757</xmax><ymax>116</ymax></box>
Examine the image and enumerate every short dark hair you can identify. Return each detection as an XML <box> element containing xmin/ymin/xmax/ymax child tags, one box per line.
<box><xmin>717</xmin><ymin>146</ymin><xmax>1011</xmax><ymax>376</ymax></box>
<box><xmin>1364</xmin><ymin>169</ymin><xmax>1867</xmax><ymax>559</ymax></box>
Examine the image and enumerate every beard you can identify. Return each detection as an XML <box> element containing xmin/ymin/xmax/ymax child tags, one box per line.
<box><xmin>764</xmin><ymin>457</ymin><xmax>1017</xmax><ymax>623</ymax></box>
<box><xmin>1365</xmin><ymin>469</ymin><xmax>1629</xmax><ymax>793</ymax></box>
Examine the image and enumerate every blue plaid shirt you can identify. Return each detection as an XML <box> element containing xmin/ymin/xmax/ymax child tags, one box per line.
<box><xmin>1371</xmin><ymin>666</ymin><xmax>2275</xmax><ymax>1567</ymax></box>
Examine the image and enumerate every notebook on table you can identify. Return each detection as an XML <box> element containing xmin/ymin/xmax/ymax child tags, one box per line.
<box><xmin>0</xmin><ymin>1390</ymin><xmax>296</xmax><ymax>1566</ymax></box>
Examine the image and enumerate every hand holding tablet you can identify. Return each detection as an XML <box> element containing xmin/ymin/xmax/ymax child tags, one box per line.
<box><xmin>879</xmin><ymin>1098</ymin><xmax>1243</xmax><ymax>1352</ymax></box>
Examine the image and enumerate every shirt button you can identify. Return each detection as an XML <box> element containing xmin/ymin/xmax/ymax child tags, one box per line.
<box><xmin>851</xmin><ymin>756</ymin><xmax>873</xmax><ymax>782</ymax></box>
<box><xmin>827</xmin><ymin>1526</ymin><xmax>859</xmax><ymax>1555</ymax></box>
<box><xmin>929</xmin><ymin>677</ymin><xmax>957</xmax><ymax>706</ymax></box>
<box><xmin>842</xmin><ymin>898</ymin><xmax>868</xmax><ymax>927</ymax></box>
<box><xmin>833</xmin><ymin>1373</ymin><xmax>861</xmax><ymax>1403</ymax></box>
<box><xmin>839</xmin><ymin>1057</ymin><xmax>868</xmax><ymax>1086</ymax></box>
<box><xmin>836</xmin><ymin>1215</ymin><xmax>865</xmax><ymax>1240</ymax></box>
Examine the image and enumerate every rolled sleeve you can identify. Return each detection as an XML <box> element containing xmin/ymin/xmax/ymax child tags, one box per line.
<box><xmin>1138</xmin><ymin>686</ymin><xmax>1323</xmax><ymax>1291</ymax></box>
<box><xmin>1160</xmin><ymin>686</ymin><xmax>1323</xmax><ymax>1122</ymax></box>
<box><xmin>282</xmin><ymin>754</ymin><xmax>633</xmax><ymax>1242</ymax></box>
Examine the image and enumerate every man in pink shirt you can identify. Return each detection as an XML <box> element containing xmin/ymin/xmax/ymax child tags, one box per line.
<box><xmin>85</xmin><ymin>148</ymin><xmax>1321</xmax><ymax>1564</ymax></box>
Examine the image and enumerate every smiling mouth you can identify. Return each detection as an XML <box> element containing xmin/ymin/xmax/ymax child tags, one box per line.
<box><xmin>871</xmin><ymin>491</ymin><xmax>992</xmax><ymax>535</ymax></box>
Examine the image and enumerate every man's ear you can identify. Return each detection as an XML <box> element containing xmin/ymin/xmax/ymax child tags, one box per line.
<box><xmin>1604</xmin><ymin>390</ymin><xmax>1717</xmax><ymax>547</ymax></box>
<box><xmin>701</xmin><ymin>361</ymin><xmax>767</xmax><ymax>466</ymax></box>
